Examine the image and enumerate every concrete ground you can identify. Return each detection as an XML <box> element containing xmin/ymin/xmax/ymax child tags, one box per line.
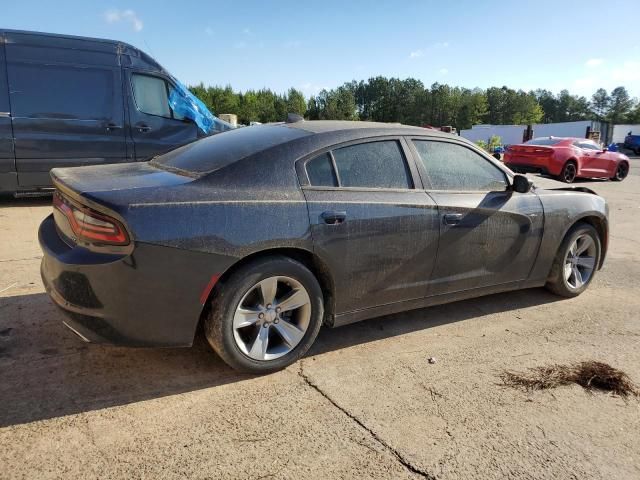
<box><xmin>1</xmin><ymin>158</ymin><xmax>639</xmax><ymax>479</ymax></box>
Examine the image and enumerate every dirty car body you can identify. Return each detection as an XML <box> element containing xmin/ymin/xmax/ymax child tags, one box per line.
<box><xmin>39</xmin><ymin>121</ymin><xmax>609</xmax><ymax>357</ymax></box>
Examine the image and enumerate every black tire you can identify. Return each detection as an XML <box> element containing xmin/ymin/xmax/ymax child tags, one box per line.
<box><xmin>545</xmin><ymin>223</ymin><xmax>601</xmax><ymax>298</ymax></box>
<box><xmin>559</xmin><ymin>161</ymin><xmax>577</xmax><ymax>183</ymax></box>
<box><xmin>204</xmin><ymin>255</ymin><xmax>324</xmax><ymax>373</ymax></box>
<box><xmin>611</xmin><ymin>162</ymin><xmax>629</xmax><ymax>182</ymax></box>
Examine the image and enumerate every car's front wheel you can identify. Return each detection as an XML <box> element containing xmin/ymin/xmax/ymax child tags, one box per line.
<box><xmin>612</xmin><ymin>162</ymin><xmax>629</xmax><ymax>181</ymax></box>
<box><xmin>545</xmin><ymin>223</ymin><xmax>601</xmax><ymax>297</ymax></box>
<box><xmin>204</xmin><ymin>256</ymin><xmax>324</xmax><ymax>373</ymax></box>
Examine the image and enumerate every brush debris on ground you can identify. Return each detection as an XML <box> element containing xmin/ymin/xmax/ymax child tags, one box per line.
<box><xmin>500</xmin><ymin>361</ymin><xmax>639</xmax><ymax>397</ymax></box>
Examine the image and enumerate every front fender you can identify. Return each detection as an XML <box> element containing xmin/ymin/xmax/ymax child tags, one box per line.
<box><xmin>528</xmin><ymin>190</ymin><xmax>608</xmax><ymax>283</ymax></box>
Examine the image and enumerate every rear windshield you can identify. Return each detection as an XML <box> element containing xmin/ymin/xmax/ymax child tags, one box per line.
<box><xmin>152</xmin><ymin>124</ymin><xmax>310</xmax><ymax>174</ymax></box>
<box><xmin>524</xmin><ymin>137</ymin><xmax>563</xmax><ymax>146</ymax></box>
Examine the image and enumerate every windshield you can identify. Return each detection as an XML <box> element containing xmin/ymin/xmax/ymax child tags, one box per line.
<box><xmin>151</xmin><ymin>125</ymin><xmax>311</xmax><ymax>174</ymax></box>
<box><xmin>524</xmin><ymin>137</ymin><xmax>564</xmax><ymax>146</ymax></box>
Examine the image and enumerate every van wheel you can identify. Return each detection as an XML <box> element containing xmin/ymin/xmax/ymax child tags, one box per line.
<box><xmin>545</xmin><ymin>223</ymin><xmax>601</xmax><ymax>297</ymax></box>
<box><xmin>559</xmin><ymin>161</ymin><xmax>577</xmax><ymax>183</ymax></box>
<box><xmin>204</xmin><ymin>256</ymin><xmax>324</xmax><ymax>373</ymax></box>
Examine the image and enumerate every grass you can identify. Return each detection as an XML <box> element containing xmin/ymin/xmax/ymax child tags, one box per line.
<box><xmin>500</xmin><ymin>361</ymin><xmax>639</xmax><ymax>397</ymax></box>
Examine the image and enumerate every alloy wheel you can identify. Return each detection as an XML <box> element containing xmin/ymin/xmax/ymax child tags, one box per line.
<box><xmin>233</xmin><ymin>276</ymin><xmax>311</xmax><ymax>361</ymax></box>
<box><xmin>615</xmin><ymin>163</ymin><xmax>628</xmax><ymax>180</ymax></box>
<box><xmin>563</xmin><ymin>234</ymin><xmax>597</xmax><ymax>289</ymax></box>
<box><xmin>563</xmin><ymin>163</ymin><xmax>577</xmax><ymax>183</ymax></box>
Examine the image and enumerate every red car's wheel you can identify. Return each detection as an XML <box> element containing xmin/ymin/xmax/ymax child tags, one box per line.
<box><xmin>560</xmin><ymin>161</ymin><xmax>577</xmax><ymax>183</ymax></box>
<box><xmin>612</xmin><ymin>162</ymin><xmax>629</xmax><ymax>181</ymax></box>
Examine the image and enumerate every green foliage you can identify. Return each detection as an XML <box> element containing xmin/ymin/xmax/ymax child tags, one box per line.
<box><xmin>189</xmin><ymin>78</ymin><xmax>639</xmax><ymax>129</ymax></box>
<box><xmin>475</xmin><ymin>140</ymin><xmax>488</xmax><ymax>151</ymax></box>
<box><xmin>488</xmin><ymin>135</ymin><xmax>502</xmax><ymax>150</ymax></box>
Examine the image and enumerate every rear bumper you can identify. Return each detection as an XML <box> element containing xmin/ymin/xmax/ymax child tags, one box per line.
<box><xmin>39</xmin><ymin>214</ymin><xmax>225</xmax><ymax>347</ymax></box>
<box><xmin>505</xmin><ymin>163</ymin><xmax>550</xmax><ymax>175</ymax></box>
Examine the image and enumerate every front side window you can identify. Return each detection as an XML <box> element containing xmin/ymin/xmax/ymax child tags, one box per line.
<box><xmin>413</xmin><ymin>140</ymin><xmax>507</xmax><ymax>192</ymax></box>
<box><xmin>331</xmin><ymin>140</ymin><xmax>412</xmax><ymax>189</ymax></box>
<box><xmin>576</xmin><ymin>141</ymin><xmax>600</xmax><ymax>151</ymax></box>
<box><xmin>131</xmin><ymin>74</ymin><xmax>183</xmax><ymax>119</ymax></box>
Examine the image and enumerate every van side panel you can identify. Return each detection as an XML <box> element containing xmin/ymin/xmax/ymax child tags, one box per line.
<box><xmin>0</xmin><ymin>33</ymin><xmax>17</xmax><ymax>193</ymax></box>
<box><xmin>5</xmin><ymin>32</ymin><xmax>127</xmax><ymax>189</ymax></box>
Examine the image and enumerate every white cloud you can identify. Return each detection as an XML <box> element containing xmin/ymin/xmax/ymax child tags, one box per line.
<box><xmin>104</xmin><ymin>9</ymin><xmax>143</xmax><ymax>32</ymax></box>
<box><xmin>300</xmin><ymin>83</ymin><xmax>328</xmax><ymax>96</ymax></box>
<box><xmin>439</xmin><ymin>68</ymin><xmax>448</xmax><ymax>75</ymax></box>
<box><xmin>409</xmin><ymin>41</ymin><xmax>448</xmax><ymax>59</ymax></box>
<box><xmin>569</xmin><ymin>60</ymin><xmax>640</xmax><ymax>96</ymax></box>
<box><xmin>585</xmin><ymin>58</ymin><xmax>604</xmax><ymax>67</ymax></box>
<box><xmin>611</xmin><ymin>61</ymin><xmax>640</xmax><ymax>82</ymax></box>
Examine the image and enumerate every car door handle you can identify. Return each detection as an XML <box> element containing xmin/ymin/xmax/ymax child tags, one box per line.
<box><xmin>320</xmin><ymin>211</ymin><xmax>347</xmax><ymax>225</ymax></box>
<box><xmin>443</xmin><ymin>213</ymin><xmax>463</xmax><ymax>225</ymax></box>
<box><xmin>106</xmin><ymin>123</ymin><xmax>123</xmax><ymax>131</ymax></box>
<box><xmin>135</xmin><ymin>123</ymin><xmax>152</xmax><ymax>132</ymax></box>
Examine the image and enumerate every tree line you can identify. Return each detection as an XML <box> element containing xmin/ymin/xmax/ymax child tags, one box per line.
<box><xmin>189</xmin><ymin>78</ymin><xmax>640</xmax><ymax>129</ymax></box>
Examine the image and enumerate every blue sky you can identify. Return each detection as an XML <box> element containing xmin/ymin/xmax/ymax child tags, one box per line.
<box><xmin>3</xmin><ymin>0</ymin><xmax>639</xmax><ymax>98</ymax></box>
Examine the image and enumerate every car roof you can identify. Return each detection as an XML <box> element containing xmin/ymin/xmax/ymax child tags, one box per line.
<box><xmin>153</xmin><ymin>121</ymin><xmax>467</xmax><ymax>176</ymax></box>
<box><xmin>286</xmin><ymin>120</ymin><xmax>446</xmax><ymax>136</ymax></box>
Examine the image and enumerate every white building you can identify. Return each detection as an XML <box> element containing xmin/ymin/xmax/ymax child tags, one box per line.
<box><xmin>460</xmin><ymin>120</ymin><xmax>608</xmax><ymax>145</ymax></box>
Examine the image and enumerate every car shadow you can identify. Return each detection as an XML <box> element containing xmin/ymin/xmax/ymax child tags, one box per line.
<box><xmin>0</xmin><ymin>287</ymin><xmax>561</xmax><ymax>428</ymax></box>
<box><xmin>0</xmin><ymin>194</ymin><xmax>52</xmax><ymax>207</ymax></box>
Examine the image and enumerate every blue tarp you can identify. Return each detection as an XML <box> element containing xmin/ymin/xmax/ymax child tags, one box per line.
<box><xmin>168</xmin><ymin>79</ymin><xmax>217</xmax><ymax>135</ymax></box>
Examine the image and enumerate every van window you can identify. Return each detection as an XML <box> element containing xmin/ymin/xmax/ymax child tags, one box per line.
<box><xmin>131</xmin><ymin>74</ymin><xmax>182</xmax><ymax>119</ymax></box>
<box><xmin>8</xmin><ymin>63</ymin><xmax>113</xmax><ymax>119</ymax></box>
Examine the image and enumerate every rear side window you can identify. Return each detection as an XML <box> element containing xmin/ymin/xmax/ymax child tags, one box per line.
<box><xmin>8</xmin><ymin>63</ymin><xmax>113</xmax><ymax>119</ymax></box>
<box><xmin>331</xmin><ymin>141</ymin><xmax>412</xmax><ymax>189</ymax></box>
<box><xmin>306</xmin><ymin>153</ymin><xmax>338</xmax><ymax>187</ymax></box>
<box><xmin>131</xmin><ymin>74</ymin><xmax>172</xmax><ymax>118</ymax></box>
<box><xmin>413</xmin><ymin>140</ymin><xmax>507</xmax><ymax>191</ymax></box>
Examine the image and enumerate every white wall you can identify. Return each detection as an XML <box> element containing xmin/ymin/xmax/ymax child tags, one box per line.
<box><xmin>459</xmin><ymin>125</ymin><xmax>526</xmax><ymax>145</ymax></box>
<box><xmin>612</xmin><ymin>124</ymin><xmax>640</xmax><ymax>144</ymax></box>
<box><xmin>460</xmin><ymin>120</ymin><xmax>594</xmax><ymax>145</ymax></box>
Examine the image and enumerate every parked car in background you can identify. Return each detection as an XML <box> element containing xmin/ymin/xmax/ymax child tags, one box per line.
<box><xmin>623</xmin><ymin>133</ymin><xmax>640</xmax><ymax>155</ymax></box>
<box><xmin>504</xmin><ymin>137</ymin><xmax>630</xmax><ymax>183</ymax></box>
<box><xmin>0</xmin><ymin>29</ymin><xmax>230</xmax><ymax>196</ymax></box>
<box><xmin>40</xmin><ymin>121</ymin><xmax>608</xmax><ymax>373</ymax></box>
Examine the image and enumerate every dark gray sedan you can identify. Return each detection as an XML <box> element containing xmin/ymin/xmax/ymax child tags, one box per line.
<box><xmin>39</xmin><ymin>120</ymin><xmax>608</xmax><ymax>373</ymax></box>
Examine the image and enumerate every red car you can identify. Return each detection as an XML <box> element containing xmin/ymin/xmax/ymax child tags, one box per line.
<box><xmin>504</xmin><ymin>137</ymin><xmax>630</xmax><ymax>183</ymax></box>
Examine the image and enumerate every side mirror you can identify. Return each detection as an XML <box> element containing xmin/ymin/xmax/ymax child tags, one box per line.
<box><xmin>512</xmin><ymin>174</ymin><xmax>533</xmax><ymax>193</ymax></box>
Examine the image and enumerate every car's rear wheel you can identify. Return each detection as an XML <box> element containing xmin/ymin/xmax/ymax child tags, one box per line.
<box><xmin>559</xmin><ymin>161</ymin><xmax>577</xmax><ymax>183</ymax></box>
<box><xmin>612</xmin><ymin>162</ymin><xmax>629</xmax><ymax>181</ymax></box>
<box><xmin>204</xmin><ymin>256</ymin><xmax>324</xmax><ymax>373</ymax></box>
<box><xmin>545</xmin><ymin>223</ymin><xmax>601</xmax><ymax>297</ymax></box>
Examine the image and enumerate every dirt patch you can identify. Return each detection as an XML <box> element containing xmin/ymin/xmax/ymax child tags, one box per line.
<box><xmin>500</xmin><ymin>361</ymin><xmax>639</xmax><ymax>397</ymax></box>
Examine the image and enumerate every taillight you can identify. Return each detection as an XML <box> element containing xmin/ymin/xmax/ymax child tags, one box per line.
<box><xmin>53</xmin><ymin>192</ymin><xmax>129</xmax><ymax>246</ymax></box>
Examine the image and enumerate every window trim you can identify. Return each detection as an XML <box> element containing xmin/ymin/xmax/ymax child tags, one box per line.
<box><xmin>406</xmin><ymin>137</ymin><xmax>513</xmax><ymax>194</ymax></box>
<box><xmin>297</xmin><ymin>136</ymin><xmax>423</xmax><ymax>192</ymax></box>
<box><xmin>130</xmin><ymin>72</ymin><xmax>182</xmax><ymax>121</ymax></box>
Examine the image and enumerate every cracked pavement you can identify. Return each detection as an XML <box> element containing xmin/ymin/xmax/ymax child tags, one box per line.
<box><xmin>1</xmin><ymin>158</ymin><xmax>640</xmax><ymax>479</ymax></box>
